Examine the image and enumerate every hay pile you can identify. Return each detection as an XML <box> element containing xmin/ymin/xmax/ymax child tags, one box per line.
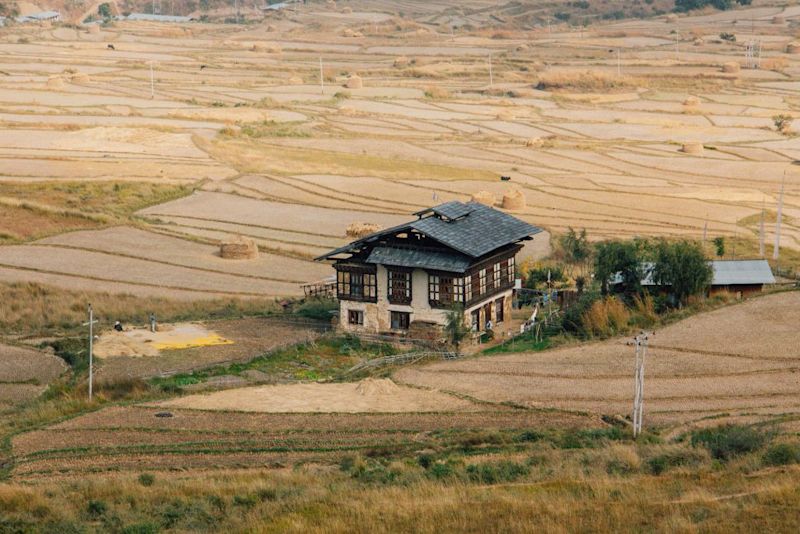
<box><xmin>71</xmin><ymin>72</ymin><xmax>91</xmax><ymax>83</ymax></box>
<box><xmin>693</xmin><ymin>38</ymin><xmax>704</xmax><ymax>46</ymax></box>
<box><xmin>683</xmin><ymin>96</ymin><xmax>700</xmax><ymax>108</ymax></box>
<box><xmin>346</xmin><ymin>222</ymin><xmax>382</xmax><ymax>238</ymax></box>
<box><xmin>344</xmin><ymin>74</ymin><xmax>363</xmax><ymax>89</ymax></box>
<box><xmin>502</xmin><ymin>189</ymin><xmax>526</xmax><ymax>210</ymax></box>
<box><xmin>786</xmin><ymin>42</ymin><xmax>800</xmax><ymax>54</ymax></box>
<box><xmin>220</xmin><ymin>236</ymin><xmax>258</xmax><ymax>259</ymax></box>
<box><xmin>471</xmin><ymin>191</ymin><xmax>496</xmax><ymax>206</ymax></box>
<box><xmin>394</xmin><ymin>56</ymin><xmax>409</xmax><ymax>67</ymax></box>
<box><xmin>681</xmin><ymin>142</ymin><xmax>704</xmax><ymax>155</ymax></box>
<box><xmin>721</xmin><ymin>62</ymin><xmax>740</xmax><ymax>74</ymax></box>
<box><xmin>773</xmin><ymin>15</ymin><xmax>785</xmax><ymax>24</ymax></box>
<box><xmin>665</xmin><ymin>14</ymin><xmax>678</xmax><ymax>23</ymax></box>
<box><xmin>342</xmin><ymin>28</ymin><xmax>363</xmax><ymax>38</ymax></box>
<box><xmin>496</xmin><ymin>110</ymin><xmax>515</xmax><ymax>120</ymax></box>
<box><xmin>288</xmin><ymin>76</ymin><xmax>303</xmax><ymax>85</ymax></box>
<box><xmin>46</xmin><ymin>76</ymin><xmax>65</xmax><ymax>90</ymax></box>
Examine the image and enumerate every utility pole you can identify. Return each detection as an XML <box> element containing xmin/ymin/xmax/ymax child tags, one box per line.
<box><xmin>488</xmin><ymin>54</ymin><xmax>493</xmax><ymax>86</ymax></box>
<box><xmin>632</xmin><ymin>331</ymin><xmax>650</xmax><ymax>438</ymax></box>
<box><xmin>319</xmin><ymin>57</ymin><xmax>324</xmax><ymax>95</ymax></box>
<box><xmin>83</xmin><ymin>305</ymin><xmax>98</xmax><ymax>401</ymax></box>
<box><xmin>759</xmin><ymin>198</ymin><xmax>765</xmax><ymax>257</ymax></box>
<box><xmin>675</xmin><ymin>29</ymin><xmax>679</xmax><ymax>60</ymax></box>
<box><xmin>774</xmin><ymin>168</ymin><xmax>786</xmax><ymax>262</ymax></box>
<box><xmin>617</xmin><ymin>48</ymin><xmax>621</xmax><ymax>76</ymax></box>
<box><xmin>149</xmin><ymin>62</ymin><xmax>155</xmax><ymax>99</ymax></box>
<box><xmin>702</xmin><ymin>219</ymin><xmax>708</xmax><ymax>251</ymax></box>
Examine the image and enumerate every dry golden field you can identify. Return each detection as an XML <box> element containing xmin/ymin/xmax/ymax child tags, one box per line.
<box><xmin>0</xmin><ymin>1</ymin><xmax>798</xmax><ymax>302</ymax></box>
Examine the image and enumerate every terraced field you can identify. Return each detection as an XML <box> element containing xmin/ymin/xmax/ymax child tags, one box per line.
<box><xmin>0</xmin><ymin>342</ymin><xmax>67</xmax><ymax>410</ymax></box>
<box><xmin>397</xmin><ymin>291</ymin><xmax>800</xmax><ymax>425</ymax></box>
<box><xmin>0</xmin><ymin>1</ymin><xmax>799</xmax><ymax>299</ymax></box>
<box><xmin>9</xmin><ymin>405</ymin><xmax>597</xmax><ymax>479</ymax></box>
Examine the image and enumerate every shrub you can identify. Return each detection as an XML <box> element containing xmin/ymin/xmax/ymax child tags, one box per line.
<box><xmin>515</xmin><ymin>430</ymin><xmax>546</xmax><ymax>443</ymax></box>
<box><xmin>466</xmin><ymin>460</ymin><xmax>530</xmax><ymax>484</ymax></box>
<box><xmin>427</xmin><ymin>461</ymin><xmax>457</xmax><ymax>480</ymax></box>
<box><xmin>691</xmin><ymin>425</ymin><xmax>770</xmax><ymax>461</ymax></box>
<box><xmin>763</xmin><ymin>443</ymin><xmax>800</xmax><ymax>466</ymax></box>
<box><xmin>646</xmin><ymin>448</ymin><xmax>707</xmax><ymax>474</ymax></box>
<box><xmin>580</xmin><ymin>296</ymin><xmax>630</xmax><ymax>338</ymax></box>
<box><xmin>295</xmin><ymin>297</ymin><xmax>337</xmax><ymax>321</ymax></box>
<box><xmin>560</xmin><ymin>427</ymin><xmax>625</xmax><ymax>449</ymax></box>
<box><xmin>138</xmin><ymin>473</ymin><xmax>155</xmax><ymax>487</ymax></box>
<box><xmin>121</xmin><ymin>523</ymin><xmax>159</xmax><ymax>534</ymax></box>
<box><xmin>86</xmin><ymin>499</ymin><xmax>108</xmax><ymax>518</ymax></box>
<box><xmin>605</xmin><ymin>445</ymin><xmax>641</xmax><ymax>475</ymax></box>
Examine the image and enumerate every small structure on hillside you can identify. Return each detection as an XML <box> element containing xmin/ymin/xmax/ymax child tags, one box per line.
<box><xmin>316</xmin><ymin>201</ymin><xmax>541</xmax><ymax>335</ymax></box>
<box><xmin>612</xmin><ymin>259</ymin><xmax>775</xmax><ymax>298</ymax></box>
<box><xmin>16</xmin><ymin>11</ymin><xmax>60</xmax><ymax>23</ymax></box>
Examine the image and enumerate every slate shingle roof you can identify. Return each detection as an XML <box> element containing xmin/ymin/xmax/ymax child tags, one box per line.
<box><xmin>316</xmin><ymin>201</ymin><xmax>541</xmax><ymax>262</ymax></box>
<box><xmin>366</xmin><ymin>246</ymin><xmax>472</xmax><ymax>273</ymax></box>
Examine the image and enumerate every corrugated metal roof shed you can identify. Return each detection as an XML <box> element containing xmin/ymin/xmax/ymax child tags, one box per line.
<box><xmin>711</xmin><ymin>259</ymin><xmax>775</xmax><ymax>285</ymax></box>
<box><xmin>126</xmin><ymin>13</ymin><xmax>192</xmax><ymax>22</ymax></box>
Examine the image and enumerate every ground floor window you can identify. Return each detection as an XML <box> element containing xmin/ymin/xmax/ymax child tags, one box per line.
<box><xmin>348</xmin><ymin>310</ymin><xmax>364</xmax><ymax>326</ymax></box>
<box><xmin>390</xmin><ymin>311</ymin><xmax>410</xmax><ymax>330</ymax></box>
<box><xmin>495</xmin><ymin>297</ymin><xmax>505</xmax><ymax>323</ymax></box>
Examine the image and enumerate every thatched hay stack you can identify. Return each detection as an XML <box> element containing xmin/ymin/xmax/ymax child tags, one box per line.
<box><xmin>345</xmin><ymin>74</ymin><xmax>363</xmax><ymax>89</ymax></box>
<box><xmin>88</xmin><ymin>24</ymin><xmax>100</xmax><ymax>34</ymax></box>
<box><xmin>496</xmin><ymin>110</ymin><xmax>515</xmax><ymax>120</ymax></box>
<box><xmin>471</xmin><ymin>191</ymin><xmax>496</xmax><ymax>206</ymax></box>
<box><xmin>773</xmin><ymin>15</ymin><xmax>785</xmax><ymax>24</ymax></box>
<box><xmin>342</xmin><ymin>28</ymin><xmax>363</xmax><ymax>37</ymax></box>
<box><xmin>46</xmin><ymin>76</ymin><xmax>65</xmax><ymax>90</ymax></box>
<box><xmin>502</xmin><ymin>189</ymin><xmax>526</xmax><ymax>210</ymax></box>
<box><xmin>346</xmin><ymin>222</ymin><xmax>382</xmax><ymax>238</ymax></box>
<box><xmin>683</xmin><ymin>96</ymin><xmax>700</xmax><ymax>107</ymax></box>
<box><xmin>220</xmin><ymin>236</ymin><xmax>258</xmax><ymax>260</ymax></box>
<box><xmin>786</xmin><ymin>42</ymin><xmax>800</xmax><ymax>54</ymax></box>
<box><xmin>288</xmin><ymin>76</ymin><xmax>303</xmax><ymax>85</ymax></box>
<box><xmin>721</xmin><ymin>62</ymin><xmax>740</xmax><ymax>74</ymax></box>
<box><xmin>394</xmin><ymin>56</ymin><xmax>409</xmax><ymax>67</ymax></box>
<box><xmin>681</xmin><ymin>142</ymin><xmax>704</xmax><ymax>155</ymax></box>
<box><xmin>342</xmin><ymin>6</ymin><xmax>352</xmax><ymax>14</ymax></box>
<box><xmin>665</xmin><ymin>14</ymin><xmax>678</xmax><ymax>23</ymax></box>
<box><xmin>693</xmin><ymin>38</ymin><xmax>704</xmax><ymax>46</ymax></box>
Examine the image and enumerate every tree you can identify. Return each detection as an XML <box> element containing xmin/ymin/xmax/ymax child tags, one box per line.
<box><xmin>594</xmin><ymin>240</ymin><xmax>643</xmax><ymax>295</ymax></box>
<box><xmin>558</xmin><ymin>227</ymin><xmax>591</xmax><ymax>278</ymax></box>
<box><xmin>713</xmin><ymin>237</ymin><xmax>725</xmax><ymax>258</ymax></box>
<box><xmin>650</xmin><ymin>240</ymin><xmax>713</xmax><ymax>305</ymax></box>
<box><xmin>97</xmin><ymin>2</ymin><xmax>112</xmax><ymax>19</ymax></box>
<box><xmin>444</xmin><ymin>304</ymin><xmax>469</xmax><ymax>355</ymax></box>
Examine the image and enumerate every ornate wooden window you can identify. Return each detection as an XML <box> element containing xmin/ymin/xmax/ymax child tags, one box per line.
<box><xmin>492</xmin><ymin>263</ymin><xmax>502</xmax><ymax>290</ymax></box>
<box><xmin>387</xmin><ymin>269</ymin><xmax>412</xmax><ymax>304</ymax></box>
<box><xmin>479</xmin><ymin>268</ymin><xmax>487</xmax><ymax>295</ymax></box>
<box><xmin>336</xmin><ymin>266</ymin><xmax>377</xmax><ymax>302</ymax></box>
<box><xmin>429</xmin><ymin>274</ymin><xmax>465</xmax><ymax>308</ymax></box>
<box><xmin>495</xmin><ymin>297</ymin><xmax>505</xmax><ymax>323</ymax></box>
<box><xmin>464</xmin><ymin>274</ymin><xmax>472</xmax><ymax>302</ymax></box>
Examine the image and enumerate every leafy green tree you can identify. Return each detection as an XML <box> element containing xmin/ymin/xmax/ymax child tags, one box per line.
<box><xmin>97</xmin><ymin>2</ymin><xmax>112</xmax><ymax>19</ymax></box>
<box><xmin>558</xmin><ymin>227</ymin><xmax>591</xmax><ymax>277</ymax></box>
<box><xmin>444</xmin><ymin>304</ymin><xmax>469</xmax><ymax>354</ymax></box>
<box><xmin>650</xmin><ymin>240</ymin><xmax>712</xmax><ymax>305</ymax></box>
<box><xmin>713</xmin><ymin>237</ymin><xmax>725</xmax><ymax>258</ymax></box>
<box><xmin>525</xmin><ymin>265</ymin><xmax>565</xmax><ymax>289</ymax></box>
<box><xmin>594</xmin><ymin>241</ymin><xmax>643</xmax><ymax>295</ymax></box>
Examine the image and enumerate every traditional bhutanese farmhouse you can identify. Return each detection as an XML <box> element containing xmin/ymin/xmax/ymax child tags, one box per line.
<box><xmin>316</xmin><ymin>201</ymin><xmax>541</xmax><ymax>335</ymax></box>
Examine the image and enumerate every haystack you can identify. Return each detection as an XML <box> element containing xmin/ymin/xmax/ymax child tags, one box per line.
<box><xmin>680</xmin><ymin>142</ymin><xmax>704</xmax><ymax>155</ymax></box>
<box><xmin>288</xmin><ymin>76</ymin><xmax>303</xmax><ymax>85</ymax></box>
<box><xmin>220</xmin><ymin>236</ymin><xmax>258</xmax><ymax>260</ymax></box>
<box><xmin>721</xmin><ymin>62</ymin><xmax>740</xmax><ymax>74</ymax></box>
<box><xmin>346</xmin><ymin>222</ymin><xmax>382</xmax><ymax>238</ymax></box>
<box><xmin>71</xmin><ymin>72</ymin><xmax>91</xmax><ymax>83</ymax></box>
<box><xmin>344</xmin><ymin>74</ymin><xmax>363</xmax><ymax>89</ymax></box>
<box><xmin>342</xmin><ymin>6</ymin><xmax>352</xmax><ymax>14</ymax></box>
<box><xmin>393</xmin><ymin>56</ymin><xmax>409</xmax><ymax>67</ymax></box>
<box><xmin>88</xmin><ymin>24</ymin><xmax>100</xmax><ymax>34</ymax></box>
<box><xmin>502</xmin><ymin>189</ymin><xmax>526</xmax><ymax>210</ymax></box>
<box><xmin>46</xmin><ymin>76</ymin><xmax>65</xmax><ymax>90</ymax></box>
<box><xmin>683</xmin><ymin>96</ymin><xmax>700</xmax><ymax>107</ymax></box>
<box><xmin>355</xmin><ymin>378</ymin><xmax>399</xmax><ymax>396</ymax></box>
<box><xmin>471</xmin><ymin>191</ymin><xmax>496</xmax><ymax>206</ymax></box>
<box><xmin>693</xmin><ymin>38</ymin><xmax>704</xmax><ymax>46</ymax></box>
<box><xmin>342</xmin><ymin>28</ymin><xmax>363</xmax><ymax>37</ymax></box>
<box><xmin>786</xmin><ymin>42</ymin><xmax>800</xmax><ymax>54</ymax></box>
<box><xmin>773</xmin><ymin>15</ymin><xmax>785</xmax><ymax>24</ymax></box>
<box><xmin>665</xmin><ymin>14</ymin><xmax>678</xmax><ymax>23</ymax></box>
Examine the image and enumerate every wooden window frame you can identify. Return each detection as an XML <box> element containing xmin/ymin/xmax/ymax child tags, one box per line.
<box><xmin>495</xmin><ymin>297</ymin><xmax>505</xmax><ymax>323</ymax></box>
<box><xmin>348</xmin><ymin>309</ymin><xmax>364</xmax><ymax>326</ymax></box>
<box><xmin>336</xmin><ymin>265</ymin><xmax>377</xmax><ymax>303</ymax></box>
<box><xmin>387</xmin><ymin>268</ymin><xmax>412</xmax><ymax>304</ymax></box>
<box><xmin>390</xmin><ymin>310</ymin><xmax>411</xmax><ymax>330</ymax></box>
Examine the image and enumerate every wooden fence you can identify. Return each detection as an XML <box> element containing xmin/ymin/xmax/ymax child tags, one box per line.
<box><xmin>346</xmin><ymin>350</ymin><xmax>459</xmax><ymax>375</ymax></box>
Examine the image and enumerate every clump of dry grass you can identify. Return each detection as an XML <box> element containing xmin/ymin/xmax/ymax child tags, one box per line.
<box><xmin>580</xmin><ymin>296</ymin><xmax>630</xmax><ymax>337</ymax></box>
<box><xmin>423</xmin><ymin>85</ymin><xmax>450</xmax><ymax>99</ymax></box>
<box><xmin>535</xmin><ymin>70</ymin><xmax>635</xmax><ymax>92</ymax></box>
